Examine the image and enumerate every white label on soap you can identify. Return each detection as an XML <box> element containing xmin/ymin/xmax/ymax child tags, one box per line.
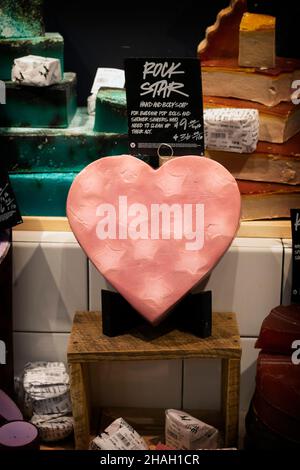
<box><xmin>87</xmin><ymin>93</ymin><xmax>97</xmax><ymax>115</ymax></box>
<box><xmin>204</xmin><ymin>108</ymin><xmax>259</xmax><ymax>154</ymax></box>
<box><xmin>91</xmin><ymin>68</ymin><xmax>125</xmax><ymax>94</ymax></box>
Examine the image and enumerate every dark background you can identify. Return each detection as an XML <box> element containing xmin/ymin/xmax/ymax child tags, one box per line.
<box><xmin>44</xmin><ymin>0</ymin><xmax>300</xmax><ymax>105</ymax></box>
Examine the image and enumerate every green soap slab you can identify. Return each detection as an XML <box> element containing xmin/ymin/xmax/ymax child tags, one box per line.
<box><xmin>0</xmin><ymin>33</ymin><xmax>64</xmax><ymax>80</ymax></box>
<box><xmin>10</xmin><ymin>153</ymin><xmax>154</xmax><ymax>216</ymax></box>
<box><xmin>1</xmin><ymin>108</ymin><xmax>129</xmax><ymax>172</ymax></box>
<box><xmin>10</xmin><ymin>172</ymin><xmax>77</xmax><ymax>216</ymax></box>
<box><xmin>0</xmin><ymin>72</ymin><xmax>77</xmax><ymax>128</ymax></box>
<box><xmin>94</xmin><ymin>87</ymin><xmax>127</xmax><ymax>133</ymax></box>
<box><xmin>0</xmin><ymin>0</ymin><xmax>44</xmax><ymax>39</ymax></box>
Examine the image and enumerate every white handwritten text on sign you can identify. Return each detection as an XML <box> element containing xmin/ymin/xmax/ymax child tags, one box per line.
<box><xmin>140</xmin><ymin>62</ymin><xmax>189</xmax><ymax>99</ymax></box>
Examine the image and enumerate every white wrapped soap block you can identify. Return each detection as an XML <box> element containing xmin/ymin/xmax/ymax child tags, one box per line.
<box><xmin>204</xmin><ymin>108</ymin><xmax>259</xmax><ymax>153</ymax></box>
<box><xmin>12</xmin><ymin>55</ymin><xmax>62</xmax><ymax>87</ymax></box>
<box><xmin>87</xmin><ymin>93</ymin><xmax>97</xmax><ymax>115</ymax></box>
<box><xmin>165</xmin><ymin>409</ymin><xmax>222</xmax><ymax>450</ymax></box>
<box><xmin>91</xmin><ymin>418</ymin><xmax>148</xmax><ymax>450</ymax></box>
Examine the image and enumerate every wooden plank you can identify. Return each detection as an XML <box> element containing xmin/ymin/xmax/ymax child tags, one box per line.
<box><xmin>67</xmin><ymin>312</ymin><xmax>241</xmax><ymax>363</ymax></box>
<box><xmin>13</xmin><ymin>216</ymin><xmax>291</xmax><ymax>238</ymax></box>
<box><xmin>13</xmin><ymin>216</ymin><xmax>71</xmax><ymax>232</ymax></box>
<box><xmin>237</xmin><ymin>220</ymin><xmax>291</xmax><ymax>239</ymax></box>
<box><xmin>221</xmin><ymin>358</ymin><xmax>240</xmax><ymax>447</ymax></box>
<box><xmin>40</xmin><ymin>438</ymin><xmax>75</xmax><ymax>451</ymax></box>
<box><xmin>68</xmin><ymin>363</ymin><xmax>90</xmax><ymax>450</ymax></box>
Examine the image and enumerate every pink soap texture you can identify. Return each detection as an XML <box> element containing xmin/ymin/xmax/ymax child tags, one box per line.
<box><xmin>67</xmin><ymin>155</ymin><xmax>241</xmax><ymax>324</ymax></box>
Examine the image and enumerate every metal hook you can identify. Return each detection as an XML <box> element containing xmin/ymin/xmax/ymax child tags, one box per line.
<box><xmin>157</xmin><ymin>143</ymin><xmax>174</xmax><ymax>158</ymax></box>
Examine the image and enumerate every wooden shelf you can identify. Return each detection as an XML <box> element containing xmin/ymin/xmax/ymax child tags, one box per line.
<box><xmin>13</xmin><ymin>216</ymin><xmax>291</xmax><ymax>239</ymax></box>
<box><xmin>68</xmin><ymin>312</ymin><xmax>241</xmax><ymax>362</ymax></box>
<box><xmin>237</xmin><ymin>220</ymin><xmax>291</xmax><ymax>239</ymax></box>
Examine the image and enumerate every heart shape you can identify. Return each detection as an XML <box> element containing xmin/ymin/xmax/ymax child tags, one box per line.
<box><xmin>67</xmin><ymin>155</ymin><xmax>241</xmax><ymax>324</ymax></box>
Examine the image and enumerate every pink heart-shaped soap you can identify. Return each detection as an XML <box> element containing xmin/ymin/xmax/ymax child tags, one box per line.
<box><xmin>67</xmin><ymin>155</ymin><xmax>241</xmax><ymax>324</ymax></box>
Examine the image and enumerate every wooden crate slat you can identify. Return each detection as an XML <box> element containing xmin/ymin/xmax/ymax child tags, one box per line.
<box><xmin>67</xmin><ymin>312</ymin><xmax>241</xmax><ymax>363</ymax></box>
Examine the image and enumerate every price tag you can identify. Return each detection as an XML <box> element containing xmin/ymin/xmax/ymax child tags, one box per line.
<box><xmin>125</xmin><ymin>58</ymin><xmax>204</xmax><ymax>158</ymax></box>
<box><xmin>91</xmin><ymin>68</ymin><xmax>125</xmax><ymax>94</ymax></box>
<box><xmin>0</xmin><ymin>169</ymin><xmax>22</xmax><ymax>230</ymax></box>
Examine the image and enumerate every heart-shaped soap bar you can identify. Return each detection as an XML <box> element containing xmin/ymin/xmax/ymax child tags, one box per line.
<box><xmin>67</xmin><ymin>155</ymin><xmax>241</xmax><ymax>324</ymax></box>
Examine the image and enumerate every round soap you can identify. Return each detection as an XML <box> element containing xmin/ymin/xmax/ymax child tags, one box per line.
<box><xmin>0</xmin><ymin>421</ymin><xmax>39</xmax><ymax>450</ymax></box>
<box><xmin>0</xmin><ymin>390</ymin><xmax>23</xmax><ymax>425</ymax></box>
<box><xmin>31</xmin><ymin>414</ymin><xmax>73</xmax><ymax>442</ymax></box>
<box><xmin>23</xmin><ymin>362</ymin><xmax>71</xmax><ymax>415</ymax></box>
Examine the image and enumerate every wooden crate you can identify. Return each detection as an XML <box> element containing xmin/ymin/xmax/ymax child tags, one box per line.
<box><xmin>67</xmin><ymin>311</ymin><xmax>241</xmax><ymax>450</ymax></box>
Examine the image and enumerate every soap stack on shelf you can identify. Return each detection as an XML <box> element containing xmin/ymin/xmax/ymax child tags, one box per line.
<box><xmin>0</xmin><ymin>0</ymin><xmax>127</xmax><ymax>217</ymax></box>
<box><xmin>245</xmin><ymin>304</ymin><xmax>300</xmax><ymax>449</ymax></box>
<box><xmin>199</xmin><ymin>0</ymin><xmax>300</xmax><ymax>220</ymax></box>
<box><xmin>85</xmin><ymin>2</ymin><xmax>300</xmax><ymax>222</ymax></box>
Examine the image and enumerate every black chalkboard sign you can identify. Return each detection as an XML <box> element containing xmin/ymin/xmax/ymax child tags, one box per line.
<box><xmin>125</xmin><ymin>58</ymin><xmax>204</xmax><ymax>158</ymax></box>
<box><xmin>291</xmin><ymin>209</ymin><xmax>300</xmax><ymax>304</ymax></box>
<box><xmin>0</xmin><ymin>169</ymin><xmax>22</xmax><ymax>230</ymax></box>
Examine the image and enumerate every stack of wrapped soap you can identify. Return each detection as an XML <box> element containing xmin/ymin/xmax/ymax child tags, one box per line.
<box><xmin>199</xmin><ymin>1</ymin><xmax>300</xmax><ymax>220</ymax></box>
<box><xmin>245</xmin><ymin>305</ymin><xmax>300</xmax><ymax>449</ymax></box>
<box><xmin>0</xmin><ymin>1</ymin><xmax>127</xmax><ymax>217</ymax></box>
<box><xmin>0</xmin><ymin>0</ymin><xmax>75</xmax><ymax>127</ymax></box>
<box><xmin>17</xmin><ymin>362</ymin><xmax>74</xmax><ymax>442</ymax></box>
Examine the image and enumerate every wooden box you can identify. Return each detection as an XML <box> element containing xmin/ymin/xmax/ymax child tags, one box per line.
<box><xmin>68</xmin><ymin>311</ymin><xmax>241</xmax><ymax>450</ymax></box>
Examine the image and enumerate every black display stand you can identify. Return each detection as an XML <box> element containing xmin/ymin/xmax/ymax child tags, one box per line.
<box><xmin>0</xmin><ymin>231</ymin><xmax>14</xmax><ymax>396</ymax></box>
<box><xmin>101</xmin><ymin>289</ymin><xmax>212</xmax><ymax>338</ymax></box>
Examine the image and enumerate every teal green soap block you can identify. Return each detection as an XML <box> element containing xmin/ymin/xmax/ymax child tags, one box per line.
<box><xmin>0</xmin><ymin>0</ymin><xmax>44</xmax><ymax>39</ymax></box>
<box><xmin>94</xmin><ymin>87</ymin><xmax>127</xmax><ymax>133</ymax></box>
<box><xmin>1</xmin><ymin>108</ymin><xmax>128</xmax><ymax>172</ymax></box>
<box><xmin>0</xmin><ymin>72</ymin><xmax>77</xmax><ymax>128</ymax></box>
<box><xmin>10</xmin><ymin>172</ymin><xmax>77</xmax><ymax>216</ymax></box>
<box><xmin>0</xmin><ymin>33</ymin><xmax>64</xmax><ymax>80</ymax></box>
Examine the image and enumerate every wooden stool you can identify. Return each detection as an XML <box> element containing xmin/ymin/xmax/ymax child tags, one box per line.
<box><xmin>67</xmin><ymin>311</ymin><xmax>241</xmax><ymax>450</ymax></box>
